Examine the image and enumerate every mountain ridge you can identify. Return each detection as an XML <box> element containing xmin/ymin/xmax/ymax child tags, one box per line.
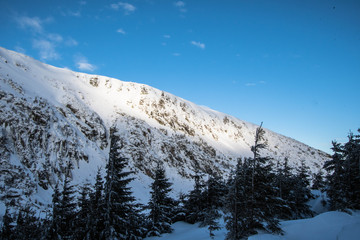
<box><xmin>0</xmin><ymin>46</ymin><xmax>329</xmax><ymax>210</ymax></box>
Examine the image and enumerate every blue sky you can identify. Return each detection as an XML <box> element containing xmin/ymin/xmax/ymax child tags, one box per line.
<box><xmin>1</xmin><ymin>0</ymin><xmax>359</xmax><ymax>153</ymax></box>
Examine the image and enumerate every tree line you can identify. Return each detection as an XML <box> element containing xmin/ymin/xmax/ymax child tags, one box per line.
<box><xmin>1</xmin><ymin>126</ymin><xmax>359</xmax><ymax>240</ymax></box>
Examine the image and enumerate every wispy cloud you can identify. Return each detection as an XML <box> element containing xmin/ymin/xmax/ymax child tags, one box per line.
<box><xmin>163</xmin><ymin>34</ymin><xmax>171</xmax><ymax>39</ymax></box>
<box><xmin>116</xmin><ymin>28</ymin><xmax>126</xmax><ymax>34</ymax></box>
<box><xmin>245</xmin><ymin>81</ymin><xmax>266</xmax><ymax>87</ymax></box>
<box><xmin>65</xmin><ymin>37</ymin><xmax>78</xmax><ymax>46</ymax></box>
<box><xmin>191</xmin><ymin>41</ymin><xmax>205</xmax><ymax>49</ymax></box>
<box><xmin>16</xmin><ymin>16</ymin><xmax>45</xmax><ymax>33</ymax></box>
<box><xmin>173</xmin><ymin>53</ymin><xmax>181</xmax><ymax>56</ymax></box>
<box><xmin>174</xmin><ymin>1</ymin><xmax>187</xmax><ymax>12</ymax></box>
<box><xmin>47</xmin><ymin>33</ymin><xmax>63</xmax><ymax>43</ymax></box>
<box><xmin>32</xmin><ymin>39</ymin><xmax>60</xmax><ymax>61</ymax></box>
<box><xmin>111</xmin><ymin>2</ymin><xmax>136</xmax><ymax>14</ymax></box>
<box><xmin>75</xmin><ymin>55</ymin><xmax>96</xmax><ymax>72</ymax></box>
<box><xmin>79</xmin><ymin>1</ymin><xmax>87</xmax><ymax>5</ymax></box>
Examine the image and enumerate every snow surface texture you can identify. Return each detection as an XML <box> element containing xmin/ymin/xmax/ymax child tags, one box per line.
<box><xmin>0</xmin><ymin>47</ymin><xmax>329</xmax><ymax>214</ymax></box>
<box><xmin>144</xmin><ymin>211</ymin><xmax>360</xmax><ymax>240</ymax></box>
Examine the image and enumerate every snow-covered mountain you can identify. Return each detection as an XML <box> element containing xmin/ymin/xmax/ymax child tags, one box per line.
<box><xmin>0</xmin><ymin>47</ymin><xmax>329</xmax><ymax>210</ymax></box>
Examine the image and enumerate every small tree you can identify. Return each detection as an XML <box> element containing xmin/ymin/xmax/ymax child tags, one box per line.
<box><xmin>147</xmin><ymin>164</ymin><xmax>175</xmax><ymax>237</ymax></box>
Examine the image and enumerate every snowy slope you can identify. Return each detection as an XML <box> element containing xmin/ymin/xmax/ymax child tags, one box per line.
<box><xmin>0</xmin><ymin>46</ymin><xmax>329</xmax><ymax>212</ymax></box>
<box><xmin>144</xmin><ymin>211</ymin><xmax>360</xmax><ymax>240</ymax></box>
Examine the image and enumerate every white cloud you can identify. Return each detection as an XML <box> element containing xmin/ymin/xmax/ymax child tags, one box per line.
<box><xmin>174</xmin><ymin>1</ymin><xmax>187</xmax><ymax>13</ymax></box>
<box><xmin>66</xmin><ymin>38</ymin><xmax>78</xmax><ymax>46</ymax></box>
<box><xmin>174</xmin><ymin>1</ymin><xmax>185</xmax><ymax>7</ymax></box>
<box><xmin>172</xmin><ymin>53</ymin><xmax>181</xmax><ymax>56</ymax></box>
<box><xmin>245</xmin><ymin>83</ymin><xmax>256</xmax><ymax>87</ymax></box>
<box><xmin>47</xmin><ymin>33</ymin><xmax>63</xmax><ymax>43</ymax></box>
<box><xmin>68</xmin><ymin>11</ymin><xmax>81</xmax><ymax>17</ymax></box>
<box><xmin>32</xmin><ymin>39</ymin><xmax>60</xmax><ymax>61</ymax></box>
<box><xmin>16</xmin><ymin>16</ymin><xmax>44</xmax><ymax>33</ymax></box>
<box><xmin>75</xmin><ymin>55</ymin><xmax>96</xmax><ymax>72</ymax></box>
<box><xmin>111</xmin><ymin>2</ymin><xmax>136</xmax><ymax>14</ymax></box>
<box><xmin>117</xmin><ymin>28</ymin><xmax>126</xmax><ymax>34</ymax></box>
<box><xmin>79</xmin><ymin>1</ymin><xmax>87</xmax><ymax>5</ymax></box>
<box><xmin>163</xmin><ymin>34</ymin><xmax>171</xmax><ymax>38</ymax></box>
<box><xmin>191</xmin><ymin>41</ymin><xmax>205</xmax><ymax>49</ymax></box>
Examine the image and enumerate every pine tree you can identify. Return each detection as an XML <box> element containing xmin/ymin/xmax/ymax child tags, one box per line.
<box><xmin>48</xmin><ymin>183</ymin><xmax>61</xmax><ymax>240</ymax></box>
<box><xmin>202</xmin><ymin>174</ymin><xmax>224</xmax><ymax>238</ymax></box>
<box><xmin>226</xmin><ymin>124</ymin><xmax>282</xmax><ymax>239</ymax></box>
<box><xmin>324</xmin><ymin>141</ymin><xmax>347</xmax><ymax>210</ymax></box>
<box><xmin>312</xmin><ymin>169</ymin><xmax>326</xmax><ymax>190</ymax></box>
<box><xmin>225</xmin><ymin>158</ymin><xmax>254</xmax><ymax>239</ymax></box>
<box><xmin>102</xmin><ymin>127</ymin><xmax>142</xmax><ymax>240</ymax></box>
<box><xmin>58</xmin><ymin>162</ymin><xmax>77</xmax><ymax>240</ymax></box>
<box><xmin>0</xmin><ymin>207</ymin><xmax>14</xmax><ymax>240</ymax></box>
<box><xmin>324</xmin><ymin>130</ymin><xmax>360</xmax><ymax>211</ymax></box>
<box><xmin>14</xmin><ymin>205</ymin><xmax>41</xmax><ymax>240</ymax></box>
<box><xmin>342</xmin><ymin>130</ymin><xmax>360</xmax><ymax>209</ymax></box>
<box><xmin>147</xmin><ymin>164</ymin><xmax>175</xmax><ymax>237</ymax></box>
<box><xmin>75</xmin><ymin>183</ymin><xmax>92</xmax><ymax>240</ymax></box>
<box><xmin>89</xmin><ymin>168</ymin><xmax>105</xmax><ymax>239</ymax></box>
<box><xmin>183</xmin><ymin>171</ymin><xmax>206</xmax><ymax>224</ymax></box>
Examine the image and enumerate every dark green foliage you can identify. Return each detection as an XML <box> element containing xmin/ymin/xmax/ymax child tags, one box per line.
<box><xmin>102</xmin><ymin>127</ymin><xmax>143</xmax><ymax>240</ymax></box>
<box><xmin>225</xmin><ymin>124</ymin><xmax>282</xmax><ymax>239</ymax></box>
<box><xmin>75</xmin><ymin>183</ymin><xmax>92</xmax><ymax>240</ymax></box>
<box><xmin>312</xmin><ymin>169</ymin><xmax>326</xmax><ymax>190</ymax></box>
<box><xmin>59</xmin><ymin>165</ymin><xmax>77</xmax><ymax>239</ymax></box>
<box><xmin>14</xmin><ymin>205</ymin><xmax>42</xmax><ymax>240</ymax></box>
<box><xmin>324</xmin><ymin>129</ymin><xmax>360</xmax><ymax>211</ymax></box>
<box><xmin>146</xmin><ymin>164</ymin><xmax>175</xmax><ymax>237</ymax></box>
<box><xmin>89</xmin><ymin>168</ymin><xmax>105</xmax><ymax>239</ymax></box>
<box><xmin>183</xmin><ymin>172</ymin><xmax>207</xmax><ymax>224</ymax></box>
<box><xmin>0</xmin><ymin>208</ymin><xmax>14</xmax><ymax>240</ymax></box>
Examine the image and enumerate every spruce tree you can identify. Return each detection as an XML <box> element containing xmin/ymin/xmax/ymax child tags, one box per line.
<box><xmin>58</xmin><ymin>162</ymin><xmax>77</xmax><ymax>240</ymax></box>
<box><xmin>89</xmin><ymin>168</ymin><xmax>105</xmax><ymax>239</ymax></box>
<box><xmin>324</xmin><ymin>130</ymin><xmax>360</xmax><ymax>211</ymax></box>
<box><xmin>202</xmin><ymin>174</ymin><xmax>224</xmax><ymax>238</ymax></box>
<box><xmin>14</xmin><ymin>205</ymin><xmax>41</xmax><ymax>240</ymax></box>
<box><xmin>183</xmin><ymin>171</ymin><xmax>206</xmax><ymax>224</ymax></box>
<box><xmin>102</xmin><ymin>127</ymin><xmax>141</xmax><ymax>240</ymax></box>
<box><xmin>48</xmin><ymin>183</ymin><xmax>61</xmax><ymax>239</ymax></box>
<box><xmin>226</xmin><ymin>124</ymin><xmax>282</xmax><ymax>239</ymax></box>
<box><xmin>75</xmin><ymin>183</ymin><xmax>92</xmax><ymax>240</ymax></box>
<box><xmin>0</xmin><ymin>207</ymin><xmax>14</xmax><ymax>240</ymax></box>
<box><xmin>147</xmin><ymin>164</ymin><xmax>175</xmax><ymax>237</ymax></box>
<box><xmin>324</xmin><ymin>141</ymin><xmax>347</xmax><ymax>210</ymax></box>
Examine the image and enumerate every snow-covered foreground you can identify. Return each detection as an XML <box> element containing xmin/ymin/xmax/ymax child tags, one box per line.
<box><xmin>145</xmin><ymin>211</ymin><xmax>360</xmax><ymax>240</ymax></box>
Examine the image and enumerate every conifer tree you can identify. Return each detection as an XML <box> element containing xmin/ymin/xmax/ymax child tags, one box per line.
<box><xmin>147</xmin><ymin>164</ymin><xmax>175</xmax><ymax>237</ymax></box>
<box><xmin>48</xmin><ymin>183</ymin><xmax>61</xmax><ymax>239</ymax></box>
<box><xmin>14</xmin><ymin>205</ymin><xmax>41</xmax><ymax>240</ymax></box>
<box><xmin>0</xmin><ymin>207</ymin><xmax>14</xmax><ymax>240</ymax></box>
<box><xmin>102</xmin><ymin>127</ymin><xmax>142</xmax><ymax>240</ymax></box>
<box><xmin>324</xmin><ymin>130</ymin><xmax>360</xmax><ymax>211</ymax></box>
<box><xmin>89</xmin><ymin>168</ymin><xmax>105</xmax><ymax>239</ymax></box>
<box><xmin>324</xmin><ymin>141</ymin><xmax>347</xmax><ymax>210</ymax></box>
<box><xmin>226</xmin><ymin>124</ymin><xmax>282</xmax><ymax>239</ymax></box>
<box><xmin>75</xmin><ymin>183</ymin><xmax>92</xmax><ymax>240</ymax></box>
<box><xmin>58</xmin><ymin>162</ymin><xmax>77</xmax><ymax>240</ymax></box>
<box><xmin>202</xmin><ymin>174</ymin><xmax>224</xmax><ymax>238</ymax></box>
<box><xmin>183</xmin><ymin>171</ymin><xmax>206</xmax><ymax>224</ymax></box>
